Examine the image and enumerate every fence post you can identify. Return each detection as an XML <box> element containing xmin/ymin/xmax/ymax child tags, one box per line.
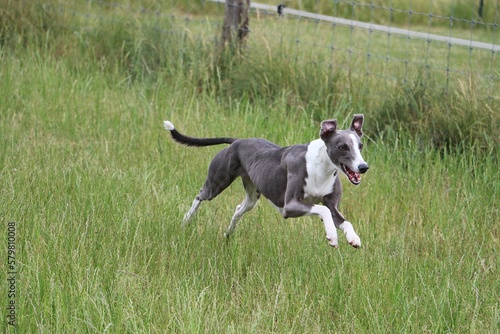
<box><xmin>221</xmin><ymin>0</ymin><xmax>250</xmax><ymax>48</ymax></box>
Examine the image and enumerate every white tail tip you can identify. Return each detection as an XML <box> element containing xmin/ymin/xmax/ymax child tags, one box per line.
<box><xmin>163</xmin><ymin>121</ymin><xmax>175</xmax><ymax>131</ymax></box>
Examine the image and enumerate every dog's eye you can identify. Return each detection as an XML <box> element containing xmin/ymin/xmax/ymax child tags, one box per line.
<box><xmin>359</xmin><ymin>143</ymin><xmax>363</xmax><ymax>151</ymax></box>
<box><xmin>339</xmin><ymin>145</ymin><xmax>348</xmax><ymax>151</ymax></box>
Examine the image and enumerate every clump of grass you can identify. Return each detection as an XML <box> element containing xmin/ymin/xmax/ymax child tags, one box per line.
<box><xmin>212</xmin><ymin>48</ymin><xmax>349</xmax><ymax>120</ymax></box>
<box><xmin>212</xmin><ymin>45</ymin><xmax>498</xmax><ymax>152</ymax></box>
<box><xmin>0</xmin><ymin>0</ymin><xmax>73</xmax><ymax>48</ymax></box>
<box><xmin>372</xmin><ymin>73</ymin><xmax>498</xmax><ymax>152</ymax></box>
<box><xmin>73</xmin><ymin>13</ymin><xmax>215</xmax><ymax>84</ymax></box>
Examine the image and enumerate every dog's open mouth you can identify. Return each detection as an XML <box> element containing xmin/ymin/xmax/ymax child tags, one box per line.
<box><xmin>341</xmin><ymin>164</ymin><xmax>361</xmax><ymax>185</ymax></box>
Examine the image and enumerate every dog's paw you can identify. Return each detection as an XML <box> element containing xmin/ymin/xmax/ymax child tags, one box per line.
<box><xmin>182</xmin><ymin>213</ymin><xmax>192</xmax><ymax>225</ymax></box>
<box><xmin>339</xmin><ymin>221</ymin><xmax>361</xmax><ymax>248</ymax></box>
<box><xmin>223</xmin><ymin>228</ymin><xmax>232</xmax><ymax>238</ymax></box>
<box><xmin>327</xmin><ymin>236</ymin><xmax>339</xmax><ymax>248</ymax></box>
<box><xmin>347</xmin><ymin>235</ymin><xmax>361</xmax><ymax>248</ymax></box>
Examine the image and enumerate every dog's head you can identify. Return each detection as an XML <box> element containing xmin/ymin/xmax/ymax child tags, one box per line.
<box><xmin>320</xmin><ymin>114</ymin><xmax>369</xmax><ymax>185</ymax></box>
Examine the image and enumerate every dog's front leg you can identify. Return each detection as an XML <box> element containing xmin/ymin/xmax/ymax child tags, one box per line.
<box><xmin>310</xmin><ymin>204</ymin><xmax>339</xmax><ymax>248</ymax></box>
<box><xmin>323</xmin><ymin>181</ymin><xmax>361</xmax><ymax>248</ymax></box>
<box><xmin>282</xmin><ymin>156</ymin><xmax>338</xmax><ymax>247</ymax></box>
<box><xmin>283</xmin><ymin>200</ymin><xmax>338</xmax><ymax>248</ymax></box>
<box><xmin>338</xmin><ymin>220</ymin><xmax>361</xmax><ymax>248</ymax></box>
<box><xmin>328</xmin><ymin>203</ymin><xmax>361</xmax><ymax>248</ymax></box>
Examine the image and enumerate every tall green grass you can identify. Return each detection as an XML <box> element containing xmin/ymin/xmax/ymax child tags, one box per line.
<box><xmin>0</xmin><ymin>1</ymin><xmax>498</xmax><ymax>332</ymax></box>
<box><xmin>1</xmin><ymin>49</ymin><xmax>498</xmax><ymax>333</ymax></box>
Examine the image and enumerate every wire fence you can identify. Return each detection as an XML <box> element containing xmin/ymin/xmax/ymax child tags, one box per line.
<box><xmin>52</xmin><ymin>1</ymin><xmax>499</xmax><ymax>101</ymax></box>
<box><xmin>206</xmin><ymin>0</ymin><xmax>499</xmax><ymax>101</ymax></box>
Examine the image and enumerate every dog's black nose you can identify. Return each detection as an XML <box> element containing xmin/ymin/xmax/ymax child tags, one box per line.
<box><xmin>358</xmin><ymin>164</ymin><xmax>369</xmax><ymax>174</ymax></box>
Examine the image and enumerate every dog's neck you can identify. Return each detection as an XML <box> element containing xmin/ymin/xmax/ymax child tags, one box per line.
<box><xmin>304</xmin><ymin>139</ymin><xmax>337</xmax><ymax>201</ymax></box>
<box><xmin>305</xmin><ymin>139</ymin><xmax>338</xmax><ymax>176</ymax></box>
<box><xmin>303</xmin><ymin>139</ymin><xmax>339</xmax><ymax>200</ymax></box>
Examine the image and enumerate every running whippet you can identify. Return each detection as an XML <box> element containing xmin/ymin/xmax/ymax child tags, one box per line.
<box><xmin>163</xmin><ymin>115</ymin><xmax>369</xmax><ymax>248</ymax></box>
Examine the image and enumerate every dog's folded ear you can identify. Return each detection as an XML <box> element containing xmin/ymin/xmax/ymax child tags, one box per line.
<box><xmin>350</xmin><ymin>114</ymin><xmax>364</xmax><ymax>137</ymax></box>
<box><xmin>320</xmin><ymin>119</ymin><xmax>337</xmax><ymax>141</ymax></box>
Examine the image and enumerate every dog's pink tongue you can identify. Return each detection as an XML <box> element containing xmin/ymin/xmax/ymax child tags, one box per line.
<box><xmin>350</xmin><ymin>171</ymin><xmax>361</xmax><ymax>183</ymax></box>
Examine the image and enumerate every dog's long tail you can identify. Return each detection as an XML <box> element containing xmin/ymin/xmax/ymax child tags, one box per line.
<box><xmin>163</xmin><ymin>121</ymin><xmax>237</xmax><ymax>147</ymax></box>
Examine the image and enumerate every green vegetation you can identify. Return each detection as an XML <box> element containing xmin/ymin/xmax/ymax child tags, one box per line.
<box><xmin>2</xmin><ymin>0</ymin><xmax>496</xmax><ymax>150</ymax></box>
<box><xmin>1</xmin><ymin>1</ymin><xmax>498</xmax><ymax>332</ymax></box>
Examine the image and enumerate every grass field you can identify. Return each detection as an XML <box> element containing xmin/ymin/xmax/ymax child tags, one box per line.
<box><xmin>1</xmin><ymin>1</ymin><xmax>499</xmax><ymax>333</ymax></box>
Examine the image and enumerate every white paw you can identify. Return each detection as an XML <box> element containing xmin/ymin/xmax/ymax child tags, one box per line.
<box><xmin>182</xmin><ymin>213</ymin><xmax>192</xmax><ymax>225</ymax></box>
<box><xmin>346</xmin><ymin>234</ymin><xmax>361</xmax><ymax>248</ymax></box>
<box><xmin>224</xmin><ymin>226</ymin><xmax>236</xmax><ymax>238</ymax></box>
<box><xmin>327</xmin><ymin>236</ymin><xmax>339</xmax><ymax>248</ymax></box>
<box><xmin>339</xmin><ymin>221</ymin><xmax>361</xmax><ymax>248</ymax></box>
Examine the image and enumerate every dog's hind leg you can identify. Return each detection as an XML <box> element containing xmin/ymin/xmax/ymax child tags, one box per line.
<box><xmin>224</xmin><ymin>178</ymin><xmax>260</xmax><ymax>238</ymax></box>
<box><xmin>183</xmin><ymin>194</ymin><xmax>202</xmax><ymax>224</ymax></box>
<box><xmin>182</xmin><ymin>174</ymin><xmax>236</xmax><ymax>225</ymax></box>
<box><xmin>183</xmin><ymin>148</ymin><xmax>241</xmax><ymax>225</ymax></box>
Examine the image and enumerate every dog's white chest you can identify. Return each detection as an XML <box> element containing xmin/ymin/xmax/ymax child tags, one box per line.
<box><xmin>303</xmin><ymin>139</ymin><xmax>338</xmax><ymax>201</ymax></box>
<box><xmin>304</xmin><ymin>170</ymin><xmax>337</xmax><ymax>201</ymax></box>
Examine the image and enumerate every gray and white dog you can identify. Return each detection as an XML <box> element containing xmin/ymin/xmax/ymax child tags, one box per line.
<box><xmin>164</xmin><ymin>115</ymin><xmax>369</xmax><ymax>248</ymax></box>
